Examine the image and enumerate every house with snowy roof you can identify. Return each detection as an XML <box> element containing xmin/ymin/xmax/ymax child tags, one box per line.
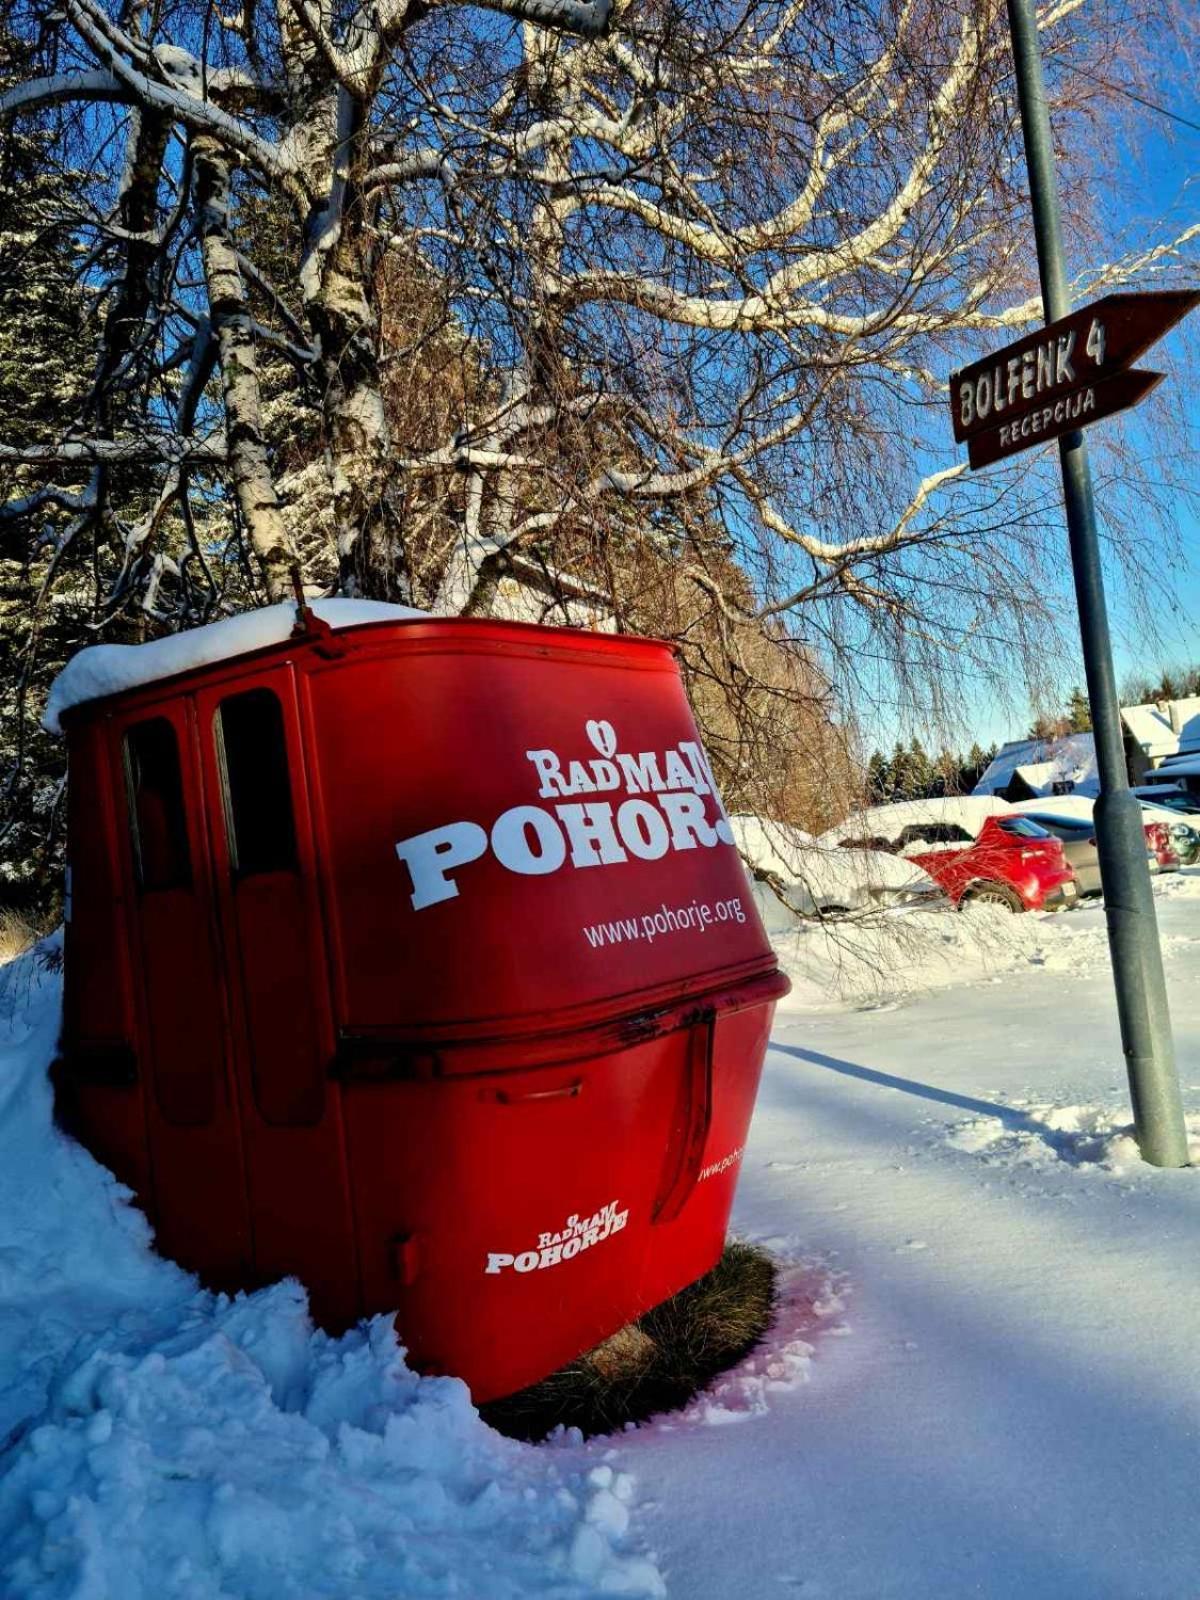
<box><xmin>973</xmin><ymin>697</ymin><xmax>1200</xmax><ymax>801</ymax></box>
<box><xmin>1120</xmin><ymin>697</ymin><xmax>1200</xmax><ymax>784</ymax></box>
<box><xmin>972</xmin><ymin>731</ymin><xmax>1098</xmax><ymax>802</ymax></box>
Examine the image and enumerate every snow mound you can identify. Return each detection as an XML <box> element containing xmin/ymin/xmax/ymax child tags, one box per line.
<box><xmin>946</xmin><ymin>1101</ymin><xmax>1200</xmax><ymax>1173</ymax></box>
<box><xmin>1147</xmin><ymin>867</ymin><xmax>1200</xmax><ymax>902</ymax></box>
<box><xmin>770</xmin><ymin>901</ymin><xmax>1115</xmax><ymax>1011</ymax></box>
<box><xmin>43</xmin><ymin>600</ymin><xmax>428</xmax><ymax>731</ymax></box>
<box><xmin>0</xmin><ymin>945</ymin><xmax>664</xmax><ymax>1600</ymax></box>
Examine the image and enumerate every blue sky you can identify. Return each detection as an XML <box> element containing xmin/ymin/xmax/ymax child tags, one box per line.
<box><xmin>950</xmin><ymin>59</ymin><xmax>1200</xmax><ymax>755</ymax></box>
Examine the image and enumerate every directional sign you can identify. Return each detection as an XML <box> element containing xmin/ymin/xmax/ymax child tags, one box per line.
<box><xmin>965</xmin><ymin>368</ymin><xmax>1163</xmax><ymax>469</ymax></box>
<box><xmin>950</xmin><ymin>289</ymin><xmax>1199</xmax><ymax>447</ymax></box>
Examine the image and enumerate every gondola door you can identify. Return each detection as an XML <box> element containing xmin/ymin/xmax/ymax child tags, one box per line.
<box><xmin>114</xmin><ymin>703</ymin><xmax>252</xmax><ymax>1285</ymax></box>
<box><xmin>196</xmin><ymin>667</ymin><xmax>360</xmax><ymax>1327</ymax></box>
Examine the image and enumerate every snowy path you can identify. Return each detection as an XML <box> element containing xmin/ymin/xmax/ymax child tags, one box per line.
<box><xmin>628</xmin><ymin>883</ymin><xmax>1200</xmax><ymax>1599</ymax></box>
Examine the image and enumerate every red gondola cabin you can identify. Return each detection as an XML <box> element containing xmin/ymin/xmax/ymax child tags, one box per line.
<box><xmin>54</xmin><ymin>601</ymin><xmax>788</xmax><ymax>1401</ymax></box>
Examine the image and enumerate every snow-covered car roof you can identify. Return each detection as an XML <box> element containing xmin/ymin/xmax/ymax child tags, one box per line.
<box><xmin>1012</xmin><ymin>793</ymin><xmax>1199</xmax><ymax>831</ymax></box>
<box><xmin>820</xmin><ymin>795</ymin><xmax>1014</xmax><ymax>847</ymax></box>
<box><xmin>732</xmin><ymin>814</ymin><xmax>936</xmax><ymax>895</ymax></box>
<box><xmin>44</xmin><ymin>599</ymin><xmax>427</xmax><ymax>731</ymax></box>
<box><xmin>731</xmin><ymin>814</ymin><xmax>938</xmax><ymax>925</ymax></box>
<box><xmin>1136</xmin><ymin>802</ymin><xmax>1199</xmax><ymax>829</ymax></box>
<box><xmin>1142</xmin><ymin>756</ymin><xmax>1200</xmax><ymax>779</ymax></box>
<box><xmin>1007</xmin><ymin>795</ymin><xmax>1096</xmax><ymax>821</ymax></box>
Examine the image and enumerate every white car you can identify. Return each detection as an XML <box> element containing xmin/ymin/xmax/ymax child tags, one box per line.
<box><xmin>731</xmin><ymin>814</ymin><xmax>941</xmax><ymax>920</ymax></box>
<box><xmin>819</xmin><ymin>795</ymin><xmax>1016</xmax><ymax>854</ymax></box>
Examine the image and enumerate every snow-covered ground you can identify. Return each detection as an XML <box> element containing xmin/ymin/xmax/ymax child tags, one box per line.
<box><xmin>0</xmin><ymin>944</ymin><xmax>663</xmax><ymax>1599</ymax></box>
<box><xmin>5</xmin><ymin>880</ymin><xmax>1200</xmax><ymax>1597</ymax></box>
<box><xmin>640</xmin><ymin>875</ymin><xmax>1200</xmax><ymax>1599</ymax></box>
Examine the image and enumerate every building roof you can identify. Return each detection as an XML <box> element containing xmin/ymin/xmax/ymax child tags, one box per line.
<box><xmin>1141</xmin><ymin>755</ymin><xmax>1200</xmax><ymax>780</ymax></box>
<box><xmin>972</xmin><ymin>732</ymin><xmax>1098</xmax><ymax>798</ymax></box>
<box><xmin>1121</xmin><ymin>697</ymin><xmax>1200</xmax><ymax>762</ymax></box>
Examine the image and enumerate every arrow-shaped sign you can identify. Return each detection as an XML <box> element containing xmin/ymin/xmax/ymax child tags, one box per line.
<box><xmin>965</xmin><ymin>368</ymin><xmax>1163</xmax><ymax>470</ymax></box>
<box><xmin>950</xmin><ymin>290</ymin><xmax>1199</xmax><ymax>445</ymax></box>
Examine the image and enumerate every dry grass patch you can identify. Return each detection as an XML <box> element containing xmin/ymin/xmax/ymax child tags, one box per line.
<box><xmin>481</xmin><ymin>1240</ymin><xmax>777</xmax><ymax>1442</ymax></box>
<box><xmin>0</xmin><ymin>911</ymin><xmax>37</xmax><ymax>965</ymax></box>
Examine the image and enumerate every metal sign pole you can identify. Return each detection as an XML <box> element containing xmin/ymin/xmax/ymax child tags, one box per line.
<box><xmin>1007</xmin><ymin>0</ymin><xmax>1189</xmax><ymax>1166</ymax></box>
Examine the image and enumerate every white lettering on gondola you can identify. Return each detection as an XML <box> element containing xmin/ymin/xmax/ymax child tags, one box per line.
<box><xmin>395</xmin><ymin>721</ymin><xmax>736</xmax><ymax>910</ymax></box>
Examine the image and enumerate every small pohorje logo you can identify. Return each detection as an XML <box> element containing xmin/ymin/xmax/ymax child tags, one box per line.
<box><xmin>485</xmin><ymin>1199</ymin><xmax>629</xmax><ymax>1276</ymax></box>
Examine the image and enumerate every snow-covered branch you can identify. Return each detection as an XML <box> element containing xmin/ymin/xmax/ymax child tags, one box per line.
<box><xmin>0</xmin><ymin>439</ymin><xmax>228</xmax><ymax>465</ymax></box>
<box><xmin>0</xmin><ymin>70</ymin><xmax>130</xmax><ymax>116</ymax></box>
<box><xmin>462</xmin><ymin>0</ymin><xmax>612</xmax><ymax>38</ymax></box>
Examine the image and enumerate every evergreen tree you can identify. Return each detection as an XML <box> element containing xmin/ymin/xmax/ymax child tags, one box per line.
<box><xmin>962</xmin><ymin>741</ymin><xmax>989</xmax><ymax>791</ymax></box>
<box><xmin>932</xmin><ymin>747</ymin><xmax>957</xmax><ymax>797</ymax></box>
<box><xmin>0</xmin><ymin>37</ymin><xmax>98</xmax><ymax>912</ymax></box>
<box><xmin>1065</xmin><ymin>686</ymin><xmax>1092</xmax><ymax>733</ymax></box>
<box><xmin>1029</xmin><ymin>710</ymin><xmax>1066</xmax><ymax>740</ymax></box>
<box><xmin>905</xmin><ymin>736</ymin><xmax>933</xmax><ymax>799</ymax></box>
<box><xmin>867</xmin><ymin>749</ymin><xmax>890</xmax><ymax>803</ymax></box>
<box><xmin>889</xmin><ymin>739</ymin><xmax>912</xmax><ymax>799</ymax></box>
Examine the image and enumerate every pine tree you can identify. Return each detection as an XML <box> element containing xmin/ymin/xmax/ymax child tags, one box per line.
<box><xmin>887</xmin><ymin>740</ymin><xmax>911</xmax><ymax>800</ymax></box>
<box><xmin>1065</xmin><ymin>686</ymin><xmax>1092</xmax><ymax>733</ymax></box>
<box><xmin>0</xmin><ymin>36</ymin><xmax>99</xmax><ymax>912</ymax></box>
<box><xmin>962</xmin><ymin>741</ymin><xmax>989</xmax><ymax>791</ymax></box>
<box><xmin>931</xmin><ymin>747</ymin><xmax>957</xmax><ymax>797</ymax></box>
<box><xmin>867</xmin><ymin>749</ymin><xmax>890</xmax><ymax>803</ymax></box>
<box><xmin>906</xmin><ymin>736</ymin><xmax>933</xmax><ymax>799</ymax></box>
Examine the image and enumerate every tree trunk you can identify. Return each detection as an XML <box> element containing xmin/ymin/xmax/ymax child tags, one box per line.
<box><xmin>94</xmin><ymin>109</ymin><xmax>171</xmax><ymax>430</ymax></box>
<box><xmin>297</xmin><ymin>86</ymin><xmax>393</xmax><ymax>596</ymax></box>
<box><xmin>194</xmin><ymin>139</ymin><xmax>294</xmax><ymax>603</ymax></box>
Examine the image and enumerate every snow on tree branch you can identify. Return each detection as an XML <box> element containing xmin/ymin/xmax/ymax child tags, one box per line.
<box><xmin>0</xmin><ymin>440</ymin><xmax>228</xmax><ymax>466</ymax></box>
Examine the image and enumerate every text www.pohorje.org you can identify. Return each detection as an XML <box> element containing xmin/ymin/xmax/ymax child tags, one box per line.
<box><xmin>582</xmin><ymin>895</ymin><xmax>747</xmax><ymax>948</ymax></box>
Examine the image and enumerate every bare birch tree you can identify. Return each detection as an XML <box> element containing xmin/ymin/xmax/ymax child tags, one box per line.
<box><xmin>383</xmin><ymin>0</ymin><xmax>1200</xmax><ymax>714</ymax></box>
<box><xmin>1</xmin><ymin>0</ymin><xmax>1199</xmax><ymax>896</ymax></box>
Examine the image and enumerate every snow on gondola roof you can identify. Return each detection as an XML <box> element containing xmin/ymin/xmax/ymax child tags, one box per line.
<box><xmin>44</xmin><ymin>599</ymin><xmax>427</xmax><ymax>731</ymax></box>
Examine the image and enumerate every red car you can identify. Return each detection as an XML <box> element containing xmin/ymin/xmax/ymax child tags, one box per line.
<box><xmin>1143</xmin><ymin>819</ymin><xmax>1181</xmax><ymax>872</ymax></box>
<box><xmin>823</xmin><ymin>800</ymin><xmax>1078</xmax><ymax>913</ymax></box>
